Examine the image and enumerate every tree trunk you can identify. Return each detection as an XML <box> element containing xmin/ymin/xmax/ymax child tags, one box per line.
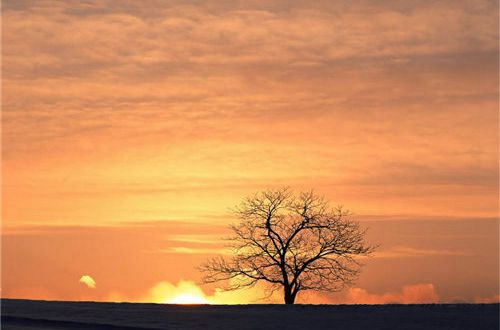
<box><xmin>284</xmin><ymin>287</ymin><xmax>295</xmax><ymax>304</ymax></box>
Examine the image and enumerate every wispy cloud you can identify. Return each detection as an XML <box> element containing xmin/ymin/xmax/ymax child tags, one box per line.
<box><xmin>166</xmin><ymin>234</ymin><xmax>223</xmax><ymax>245</ymax></box>
<box><xmin>374</xmin><ymin>246</ymin><xmax>471</xmax><ymax>259</ymax></box>
<box><xmin>157</xmin><ymin>247</ymin><xmax>230</xmax><ymax>255</ymax></box>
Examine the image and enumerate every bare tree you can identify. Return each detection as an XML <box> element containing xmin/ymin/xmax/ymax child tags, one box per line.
<box><xmin>200</xmin><ymin>187</ymin><xmax>375</xmax><ymax>304</ymax></box>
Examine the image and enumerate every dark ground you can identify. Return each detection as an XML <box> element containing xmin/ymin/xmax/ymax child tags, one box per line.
<box><xmin>1</xmin><ymin>299</ymin><xmax>498</xmax><ymax>330</ymax></box>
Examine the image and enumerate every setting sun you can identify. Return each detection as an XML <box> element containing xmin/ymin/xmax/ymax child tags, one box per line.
<box><xmin>149</xmin><ymin>281</ymin><xmax>211</xmax><ymax>305</ymax></box>
<box><xmin>167</xmin><ymin>293</ymin><xmax>210</xmax><ymax>305</ymax></box>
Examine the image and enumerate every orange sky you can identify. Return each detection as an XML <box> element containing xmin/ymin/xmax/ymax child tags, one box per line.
<box><xmin>2</xmin><ymin>0</ymin><xmax>499</xmax><ymax>304</ymax></box>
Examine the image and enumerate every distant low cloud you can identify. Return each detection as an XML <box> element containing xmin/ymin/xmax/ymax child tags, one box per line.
<box><xmin>345</xmin><ymin>284</ymin><xmax>440</xmax><ymax>304</ymax></box>
<box><xmin>304</xmin><ymin>283</ymin><xmax>440</xmax><ymax>304</ymax></box>
<box><xmin>79</xmin><ymin>275</ymin><xmax>96</xmax><ymax>289</ymax></box>
<box><xmin>474</xmin><ymin>294</ymin><xmax>500</xmax><ymax>303</ymax></box>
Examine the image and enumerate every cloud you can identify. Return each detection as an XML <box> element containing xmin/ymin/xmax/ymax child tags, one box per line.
<box><xmin>374</xmin><ymin>246</ymin><xmax>470</xmax><ymax>259</ymax></box>
<box><xmin>156</xmin><ymin>233</ymin><xmax>232</xmax><ymax>255</ymax></box>
<box><xmin>79</xmin><ymin>275</ymin><xmax>96</xmax><ymax>289</ymax></box>
<box><xmin>3</xmin><ymin>1</ymin><xmax>497</xmax><ymax>81</ymax></box>
<box><xmin>474</xmin><ymin>294</ymin><xmax>500</xmax><ymax>303</ymax></box>
<box><xmin>347</xmin><ymin>284</ymin><xmax>439</xmax><ymax>304</ymax></box>
<box><xmin>158</xmin><ymin>247</ymin><xmax>229</xmax><ymax>255</ymax></box>
<box><xmin>3</xmin><ymin>1</ymin><xmax>497</xmax><ymax>213</ymax></box>
<box><xmin>166</xmin><ymin>234</ymin><xmax>222</xmax><ymax>244</ymax></box>
<box><xmin>315</xmin><ymin>283</ymin><xmax>440</xmax><ymax>304</ymax></box>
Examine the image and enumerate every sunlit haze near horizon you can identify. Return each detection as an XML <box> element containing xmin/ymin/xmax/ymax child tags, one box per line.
<box><xmin>2</xmin><ymin>0</ymin><xmax>498</xmax><ymax>304</ymax></box>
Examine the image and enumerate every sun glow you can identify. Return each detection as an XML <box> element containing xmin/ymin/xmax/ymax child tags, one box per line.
<box><xmin>168</xmin><ymin>293</ymin><xmax>210</xmax><ymax>305</ymax></box>
<box><xmin>149</xmin><ymin>281</ymin><xmax>211</xmax><ymax>305</ymax></box>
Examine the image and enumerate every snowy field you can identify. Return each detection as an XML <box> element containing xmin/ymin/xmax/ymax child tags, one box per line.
<box><xmin>2</xmin><ymin>299</ymin><xmax>498</xmax><ymax>330</ymax></box>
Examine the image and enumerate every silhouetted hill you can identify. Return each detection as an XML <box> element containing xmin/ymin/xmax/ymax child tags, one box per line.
<box><xmin>2</xmin><ymin>299</ymin><xmax>498</xmax><ymax>330</ymax></box>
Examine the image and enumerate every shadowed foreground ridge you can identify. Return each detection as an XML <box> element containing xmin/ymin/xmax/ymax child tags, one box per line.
<box><xmin>2</xmin><ymin>299</ymin><xmax>499</xmax><ymax>330</ymax></box>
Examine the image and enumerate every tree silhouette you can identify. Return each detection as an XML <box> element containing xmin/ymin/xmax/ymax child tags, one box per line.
<box><xmin>201</xmin><ymin>187</ymin><xmax>375</xmax><ymax>304</ymax></box>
